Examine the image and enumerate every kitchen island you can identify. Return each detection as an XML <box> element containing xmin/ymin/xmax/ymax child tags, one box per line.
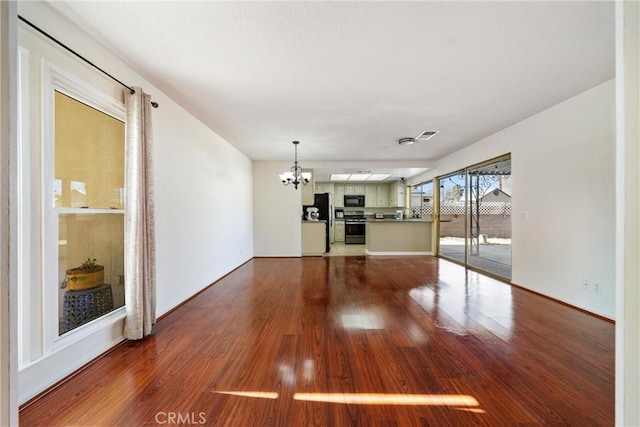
<box><xmin>365</xmin><ymin>219</ymin><xmax>433</xmax><ymax>255</ymax></box>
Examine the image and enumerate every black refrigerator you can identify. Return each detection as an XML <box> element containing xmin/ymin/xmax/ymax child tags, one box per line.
<box><xmin>313</xmin><ymin>193</ymin><xmax>331</xmax><ymax>253</ymax></box>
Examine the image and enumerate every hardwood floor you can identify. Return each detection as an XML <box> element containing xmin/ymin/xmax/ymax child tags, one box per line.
<box><xmin>19</xmin><ymin>256</ymin><xmax>614</xmax><ymax>426</ymax></box>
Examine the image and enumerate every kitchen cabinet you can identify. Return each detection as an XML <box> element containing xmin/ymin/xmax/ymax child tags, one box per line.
<box><xmin>388</xmin><ymin>183</ymin><xmax>396</xmax><ymax>207</ymax></box>
<box><xmin>334</xmin><ymin>184</ymin><xmax>345</xmax><ymax>207</ymax></box>
<box><xmin>301</xmin><ymin>169</ymin><xmax>315</xmax><ymax>205</ymax></box>
<box><xmin>365</xmin><ymin>185</ymin><xmax>377</xmax><ymax>208</ymax></box>
<box><xmin>334</xmin><ymin>220</ymin><xmax>345</xmax><ymax>242</ymax></box>
<box><xmin>398</xmin><ymin>184</ymin><xmax>406</xmax><ymax>208</ymax></box>
<box><xmin>376</xmin><ymin>184</ymin><xmax>389</xmax><ymax>207</ymax></box>
<box><xmin>316</xmin><ymin>183</ymin><xmax>334</xmax><ymax>194</ymax></box>
<box><xmin>388</xmin><ymin>181</ymin><xmax>406</xmax><ymax>207</ymax></box>
<box><xmin>344</xmin><ymin>183</ymin><xmax>365</xmax><ymax>195</ymax></box>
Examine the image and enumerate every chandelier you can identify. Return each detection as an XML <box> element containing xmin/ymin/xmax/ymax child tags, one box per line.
<box><xmin>279</xmin><ymin>140</ymin><xmax>312</xmax><ymax>189</ymax></box>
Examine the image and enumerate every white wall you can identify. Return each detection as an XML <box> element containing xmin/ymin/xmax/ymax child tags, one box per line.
<box><xmin>512</xmin><ymin>80</ymin><xmax>615</xmax><ymax>319</ymax></box>
<box><xmin>411</xmin><ymin>79</ymin><xmax>615</xmax><ymax>319</ymax></box>
<box><xmin>253</xmin><ymin>161</ymin><xmax>302</xmax><ymax>257</ymax></box>
<box><xmin>17</xmin><ymin>1</ymin><xmax>253</xmax><ymax>403</ymax></box>
<box><xmin>153</xmin><ymin>96</ymin><xmax>253</xmax><ymax>315</ymax></box>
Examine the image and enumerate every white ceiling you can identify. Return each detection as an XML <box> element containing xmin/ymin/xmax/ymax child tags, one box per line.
<box><xmin>47</xmin><ymin>1</ymin><xmax>614</xmax><ymax>181</ymax></box>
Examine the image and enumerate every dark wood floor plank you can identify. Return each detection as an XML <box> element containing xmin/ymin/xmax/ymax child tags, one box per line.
<box><xmin>19</xmin><ymin>256</ymin><xmax>614</xmax><ymax>426</ymax></box>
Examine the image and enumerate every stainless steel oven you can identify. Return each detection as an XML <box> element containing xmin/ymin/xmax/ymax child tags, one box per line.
<box><xmin>345</xmin><ymin>222</ymin><xmax>365</xmax><ymax>244</ymax></box>
<box><xmin>344</xmin><ymin>211</ymin><xmax>366</xmax><ymax>244</ymax></box>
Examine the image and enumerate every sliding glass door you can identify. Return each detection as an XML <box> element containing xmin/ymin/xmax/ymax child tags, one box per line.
<box><xmin>437</xmin><ymin>171</ymin><xmax>466</xmax><ymax>265</ymax></box>
<box><xmin>466</xmin><ymin>157</ymin><xmax>512</xmax><ymax>278</ymax></box>
<box><xmin>435</xmin><ymin>155</ymin><xmax>512</xmax><ymax>280</ymax></box>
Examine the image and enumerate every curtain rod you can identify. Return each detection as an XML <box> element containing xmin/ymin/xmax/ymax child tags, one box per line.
<box><xmin>18</xmin><ymin>15</ymin><xmax>159</xmax><ymax>108</ymax></box>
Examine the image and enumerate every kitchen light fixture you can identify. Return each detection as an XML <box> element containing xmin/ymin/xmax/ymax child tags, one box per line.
<box><xmin>368</xmin><ymin>174</ymin><xmax>392</xmax><ymax>181</ymax></box>
<box><xmin>348</xmin><ymin>174</ymin><xmax>371</xmax><ymax>181</ymax></box>
<box><xmin>279</xmin><ymin>140</ymin><xmax>311</xmax><ymax>189</ymax></box>
<box><xmin>330</xmin><ymin>174</ymin><xmax>351</xmax><ymax>181</ymax></box>
<box><xmin>329</xmin><ymin>173</ymin><xmax>392</xmax><ymax>182</ymax></box>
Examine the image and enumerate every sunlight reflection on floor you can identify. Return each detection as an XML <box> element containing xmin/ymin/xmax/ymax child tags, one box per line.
<box><xmin>213</xmin><ymin>391</ymin><xmax>279</xmax><ymax>399</ymax></box>
<box><xmin>293</xmin><ymin>393</ymin><xmax>480</xmax><ymax>407</ymax></box>
<box><xmin>212</xmin><ymin>390</ymin><xmax>482</xmax><ymax>410</ymax></box>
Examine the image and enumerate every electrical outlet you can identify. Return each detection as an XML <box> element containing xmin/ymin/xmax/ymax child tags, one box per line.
<box><xmin>583</xmin><ymin>280</ymin><xmax>591</xmax><ymax>292</ymax></box>
<box><xmin>593</xmin><ymin>282</ymin><xmax>600</xmax><ymax>294</ymax></box>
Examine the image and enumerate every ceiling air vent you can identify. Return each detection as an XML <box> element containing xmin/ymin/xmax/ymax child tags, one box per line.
<box><xmin>415</xmin><ymin>130</ymin><xmax>439</xmax><ymax>141</ymax></box>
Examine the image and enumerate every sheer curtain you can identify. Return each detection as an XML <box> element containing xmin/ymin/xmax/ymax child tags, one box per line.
<box><xmin>123</xmin><ymin>87</ymin><xmax>156</xmax><ymax>340</ymax></box>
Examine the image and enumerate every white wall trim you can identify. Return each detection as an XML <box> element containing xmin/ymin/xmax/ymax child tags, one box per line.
<box><xmin>19</xmin><ymin>308</ymin><xmax>125</xmax><ymax>373</ymax></box>
<box><xmin>17</xmin><ymin>45</ymin><xmax>31</xmax><ymax>370</ymax></box>
<box><xmin>41</xmin><ymin>59</ymin><xmax>125</xmax><ymax>121</ymax></box>
<box><xmin>0</xmin><ymin>1</ymin><xmax>19</xmax><ymax>424</ymax></box>
<box><xmin>615</xmin><ymin>1</ymin><xmax>640</xmax><ymax>425</ymax></box>
<box><xmin>614</xmin><ymin>2</ymin><xmax>626</xmax><ymax>424</ymax></box>
<box><xmin>18</xmin><ymin>317</ymin><xmax>126</xmax><ymax>403</ymax></box>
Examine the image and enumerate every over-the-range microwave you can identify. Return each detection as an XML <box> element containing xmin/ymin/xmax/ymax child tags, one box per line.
<box><xmin>344</xmin><ymin>195</ymin><xmax>365</xmax><ymax>207</ymax></box>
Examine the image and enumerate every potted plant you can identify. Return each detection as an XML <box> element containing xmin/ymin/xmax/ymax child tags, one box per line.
<box><xmin>62</xmin><ymin>258</ymin><xmax>105</xmax><ymax>291</ymax></box>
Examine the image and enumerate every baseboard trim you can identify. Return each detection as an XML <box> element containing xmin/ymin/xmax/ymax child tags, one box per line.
<box><xmin>509</xmin><ymin>282</ymin><xmax>615</xmax><ymax>324</ymax></box>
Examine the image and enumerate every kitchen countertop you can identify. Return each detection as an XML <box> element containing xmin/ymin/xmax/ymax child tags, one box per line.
<box><xmin>366</xmin><ymin>218</ymin><xmax>432</xmax><ymax>223</ymax></box>
<box><xmin>301</xmin><ymin>220</ymin><xmax>327</xmax><ymax>223</ymax></box>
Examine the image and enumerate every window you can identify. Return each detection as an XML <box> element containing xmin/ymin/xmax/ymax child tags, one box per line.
<box><xmin>54</xmin><ymin>91</ymin><xmax>125</xmax><ymax>335</ymax></box>
<box><xmin>410</xmin><ymin>181</ymin><xmax>434</xmax><ymax>220</ymax></box>
<box><xmin>38</xmin><ymin>63</ymin><xmax>127</xmax><ymax>347</ymax></box>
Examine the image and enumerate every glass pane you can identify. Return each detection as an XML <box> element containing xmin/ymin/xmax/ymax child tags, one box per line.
<box><xmin>438</xmin><ymin>171</ymin><xmax>466</xmax><ymax>264</ymax></box>
<box><xmin>54</xmin><ymin>91</ymin><xmax>125</xmax><ymax>209</ymax></box>
<box><xmin>410</xmin><ymin>181</ymin><xmax>434</xmax><ymax>219</ymax></box>
<box><xmin>58</xmin><ymin>213</ymin><xmax>124</xmax><ymax>335</ymax></box>
<box><xmin>466</xmin><ymin>158</ymin><xmax>512</xmax><ymax>278</ymax></box>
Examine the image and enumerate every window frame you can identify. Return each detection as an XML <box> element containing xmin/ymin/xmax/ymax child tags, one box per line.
<box><xmin>41</xmin><ymin>61</ymin><xmax>126</xmax><ymax>352</ymax></box>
